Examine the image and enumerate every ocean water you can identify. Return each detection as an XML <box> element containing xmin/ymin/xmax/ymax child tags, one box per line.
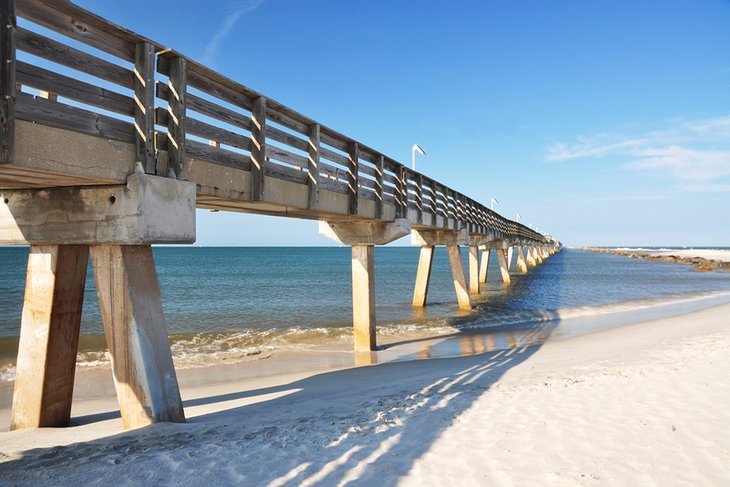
<box><xmin>1</xmin><ymin>247</ymin><xmax>729</xmax><ymax>378</ymax></box>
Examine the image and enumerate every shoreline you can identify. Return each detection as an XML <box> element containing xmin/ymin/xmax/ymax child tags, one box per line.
<box><xmin>0</xmin><ymin>292</ymin><xmax>728</xmax><ymax>484</ymax></box>
<box><xmin>581</xmin><ymin>247</ymin><xmax>730</xmax><ymax>271</ymax></box>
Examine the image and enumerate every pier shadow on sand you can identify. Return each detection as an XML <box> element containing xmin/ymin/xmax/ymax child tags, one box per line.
<box><xmin>0</xmin><ymin>261</ymin><xmax>566</xmax><ymax>485</ymax></box>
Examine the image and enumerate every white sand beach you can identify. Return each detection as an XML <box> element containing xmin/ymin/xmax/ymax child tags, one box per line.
<box><xmin>0</xmin><ymin>301</ymin><xmax>729</xmax><ymax>486</ymax></box>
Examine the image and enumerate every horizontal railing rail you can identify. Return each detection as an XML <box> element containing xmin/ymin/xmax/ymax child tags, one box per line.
<box><xmin>3</xmin><ymin>0</ymin><xmax>553</xmax><ymax>245</ymax></box>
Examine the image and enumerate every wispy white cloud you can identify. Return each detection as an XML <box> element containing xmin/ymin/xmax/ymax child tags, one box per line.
<box><xmin>202</xmin><ymin>0</ymin><xmax>266</xmax><ymax>65</ymax></box>
<box><xmin>546</xmin><ymin>115</ymin><xmax>730</xmax><ymax>187</ymax></box>
<box><xmin>677</xmin><ymin>183</ymin><xmax>730</xmax><ymax>193</ymax></box>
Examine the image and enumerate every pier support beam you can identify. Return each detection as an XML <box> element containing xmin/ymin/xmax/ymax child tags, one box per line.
<box><xmin>2</xmin><ymin>173</ymin><xmax>195</xmax><ymax>430</ymax></box>
<box><xmin>479</xmin><ymin>245</ymin><xmax>491</xmax><ymax>283</ymax></box>
<box><xmin>469</xmin><ymin>245</ymin><xmax>480</xmax><ymax>295</ymax></box>
<box><xmin>413</xmin><ymin>246</ymin><xmax>434</xmax><ymax>307</ymax></box>
<box><xmin>526</xmin><ymin>246</ymin><xmax>537</xmax><ymax>267</ymax></box>
<box><xmin>10</xmin><ymin>245</ymin><xmax>88</xmax><ymax>430</ymax></box>
<box><xmin>506</xmin><ymin>246</ymin><xmax>514</xmax><ymax>271</ymax></box>
<box><xmin>320</xmin><ymin>219</ymin><xmax>410</xmax><ymax>351</ymax></box>
<box><xmin>495</xmin><ymin>241</ymin><xmax>511</xmax><ymax>284</ymax></box>
<box><xmin>516</xmin><ymin>245</ymin><xmax>528</xmax><ymax>273</ymax></box>
<box><xmin>91</xmin><ymin>245</ymin><xmax>185</xmax><ymax>429</ymax></box>
<box><xmin>411</xmin><ymin>229</ymin><xmax>472</xmax><ymax>310</ymax></box>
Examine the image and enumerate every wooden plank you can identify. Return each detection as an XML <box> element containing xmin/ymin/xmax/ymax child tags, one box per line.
<box><xmin>412</xmin><ymin>245</ymin><xmax>434</xmax><ymax>307</ymax></box>
<box><xmin>157</xmin><ymin>81</ymin><xmax>252</xmax><ymax>132</ymax></box>
<box><xmin>320</xmin><ymin>145</ymin><xmax>350</xmax><ymax>168</ymax></box>
<box><xmin>375</xmin><ymin>155</ymin><xmax>384</xmax><ymax>219</ymax></box>
<box><xmin>16</xmin><ymin>92</ymin><xmax>134</xmax><ymax>142</ymax></box>
<box><xmin>134</xmin><ymin>42</ymin><xmax>155</xmax><ymax>173</ymax></box>
<box><xmin>307</xmin><ymin>123</ymin><xmax>319</xmax><ymax>209</ymax></box>
<box><xmin>250</xmin><ymin>96</ymin><xmax>266</xmax><ymax>200</ymax></box>
<box><xmin>1</xmin><ymin>0</ymin><xmax>16</xmax><ymax>163</ymax></box>
<box><xmin>265</xmin><ymin>144</ymin><xmax>306</xmax><ymax>168</ymax></box>
<box><xmin>17</xmin><ymin>28</ymin><xmax>134</xmax><ymax>89</ymax></box>
<box><xmin>347</xmin><ymin>142</ymin><xmax>359</xmax><ymax>215</ymax></box>
<box><xmin>15</xmin><ymin>60</ymin><xmax>134</xmax><ymax>116</ymax></box>
<box><xmin>10</xmin><ymin>245</ymin><xmax>88</xmax><ymax>429</ymax></box>
<box><xmin>266</xmin><ymin>124</ymin><xmax>308</xmax><ymax>152</ymax></box>
<box><xmin>156</xmin><ymin>107</ymin><xmax>252</xmax><ymax>153</ymax></box>
<box><xmin>159</xmin><ymin>54</ymin><xmax>254</xmax><ymax>112</ymax></box>
<box><xmin>17</xmin><ymin>0</ymin><xmax>145</xmax><ymax>61</ymax></box>
<box><xmin>264</xmin><ymin>161</ymin><xmax>307</xmax><ymax>184</ymax></box>
<box><xmin>90</xmin><ymin>245</ymin><xmax>185</xmax><ymax>429</ymax></box>
<box><xmin>166</xmin><ymin>56</ymin><xmax>186</xmax><ymax>179</ymax></box>
<box><xmin>186</xmin><ymin>139</ymin><xmax>251</xmax><ymax>170</ymax></box>
<box><xmin>351</xmin><ymin>245</ymin><xmax>376</xmax><ymax>352</ymax></box>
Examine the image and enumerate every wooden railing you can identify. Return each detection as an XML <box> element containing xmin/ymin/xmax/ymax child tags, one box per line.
<box><xmin>2</xmin><ymin>0</ymin><xmax>551</xmax><ymax>244</ymax></box>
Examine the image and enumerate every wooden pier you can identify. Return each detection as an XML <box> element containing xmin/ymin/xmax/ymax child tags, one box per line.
<box><xmin>0</xmin><ymin>0</ymin><xmax>560</xmax><ymax>430</ymax></box>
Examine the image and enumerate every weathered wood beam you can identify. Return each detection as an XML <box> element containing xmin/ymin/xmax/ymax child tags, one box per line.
<box><xmin>10</xmin><ymin>245</ymin><xmax>88</xmax><ymax>429</ymax></box>
<box><xmin>91</xmin><ymin>245</ymin><xmax>185</xmax><ymax>429</ymax></box>
<box><xmin>347</xmin><ymin>142</ymin><xmax>359</xmax><ymax>215</ymax></box>
<box><xmin>250</xmin><ymin>96</ymin><xmax>266</xmax><ymax>200</ymax></box>
<box><xmin>166</xmin><ymin>56</ymin><xmax>187</xmax><ymax>179</ymax></box>
<box><xmin>307</xmin><ymin>123</ymin><xmax>320</xmax><ymax>209</ymax></box>
<box><xmin>134</xmin><ymin>42</ymin><xmax>155</xmax><ymax>173</ymax></box>
<box><xmin>1</xmin><ymin>0</ymin><xmax>16</xmax><ymax>163</ymax></box>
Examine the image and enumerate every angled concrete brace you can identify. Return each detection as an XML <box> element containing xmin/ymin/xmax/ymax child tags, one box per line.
<box><xmin>1</xmin><ymin>173</ymin><xmax>194</xmax><ymax>430</ymax></box>
<box><xmin>319</xmin><ymin>218</ymin><xmax>411</xmax><ymax>351</ymax></box>
<box><xmin>411</xmin><ymin>228</ymin><xmax>472</xmax><ymax>310</ymax></box>
<box><xmin>494</xmin><ymin>240</ymin><xmax>511</xmax><ymax>284</ymax></box>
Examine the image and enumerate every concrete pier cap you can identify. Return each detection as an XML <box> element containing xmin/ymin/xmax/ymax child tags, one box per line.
<box><xmin>319</xmin><ymin>218</ymin><xmax>411</xmax><ymax>245</ymax></box>
<box><xmin>0</xmin><ymin>173</ymin><xmax>196</xmax><ymax>245</ymax></box>
<box><xmin>411</xmin><ymin>228</ymin><xmax>469</xmax><ymax>246</ymax></box>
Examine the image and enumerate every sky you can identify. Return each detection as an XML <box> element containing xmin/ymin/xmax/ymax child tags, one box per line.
<box><xmin>76</xmin><ymin>0</ymin><xmax>730</xmax><ymax>246</ymax></box>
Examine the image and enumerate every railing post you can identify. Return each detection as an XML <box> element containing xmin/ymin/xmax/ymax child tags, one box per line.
<box><xmin>307</xmin><ymin>123</ymin><xmax>320</xmax><ymax>210</ymax></box>
<box><xmin>375</xmin><ymin>155</ymin><xmax>384</xmax><ymax>219</ymax></box>
<box><xmin>166</xmin><ymin>56</ymin><xmax>187</xmax><ymax>179</ymax></box>
<box><xmin>251</xmin><ymin>96</ymin><xmax>267</xmax><ymax>200</ymax></box>
<box><xmin>134</xmin><ymin>42</ymin><xmax>155</xmax><ymax>174</ymax></box>
<box><xmin>415</xmin><ymin>173</ymin><xmax>423</xmax><ymax>224</ymax></box>
<box><xmin>0</xmin><ymin>0</ymin><xmax>16</xmax><ymax>163</ymax></box>
<box><xmin>348</xmin><ymin>142</ymin><xmax>359</xmax><ymax>215</ymax></box>
<box><xmin>429</xmin><ymin>180</ymin><xmax>437</xmax><ymax>223</ymax></box>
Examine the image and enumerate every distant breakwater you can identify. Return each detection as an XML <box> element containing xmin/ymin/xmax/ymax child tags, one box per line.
<box><xmin>581</xmin><ymin>248</ymin><xmax>730</xmax><ymax>273</ymax></box>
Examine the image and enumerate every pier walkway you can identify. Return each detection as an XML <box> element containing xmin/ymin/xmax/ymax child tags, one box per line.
<box><xmin>0</xmin><ymin>0</ymin><xmax>560</xmax><ymax>430</ymax></box>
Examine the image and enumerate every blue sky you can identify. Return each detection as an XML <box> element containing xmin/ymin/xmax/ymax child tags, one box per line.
<box><xmin>77</xmin><ymin>0</ymin><xmax>730</xmax><ymax>246</ymax></box>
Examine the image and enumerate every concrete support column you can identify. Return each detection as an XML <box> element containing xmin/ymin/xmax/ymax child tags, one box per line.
<box><xmin>506</xmin><ymin>246</ymin><xmax>514</xmax><ymax>271</ymax></box>
<box><xmin>2</xmin><ymin>173</ymin><xmax>196</xmax><ymax>430</ymax></box>
<box><xmin>526</xmin><ymin>246</ymin><xmax>537</xmax><ymax>267</ymax></box>
<box><xmin>411</xmin><ymin>229</ymin><xmax>472</xmax><ymax>310</ymax></box>
<box><xmin>447</xmin><ymin>245</ymin><xmax>473</xmax><ymax>310</ymax></box>
<box><xmin>351</xmin><ymin>245</ymin><xmax>376</xmax><ymax>352</ymax></box>
<box><xmin>10</xmin><ymin>245</ymin><xmax>89</xmax><ymax>430</ymax></box>
<box><xmin>468</xmin><ymin>245</ymin><xmax>480</xmax><ymax>295</ymax></box>
<box><xmin>478</xmin><ymin>245</ymin><xmax>491</xmax><ymax>283</ymax></box>
<box><xmin>320</xmin><ymin>219</ymin><xmax>410</xmax><ymax>351</ymax></box>
<box><xmin>516</xmin><ymin>245</ymin><xmax>528</xmax><ymax>273</ymax></box>
<box><xmin>496</xmin><ymin>246</ymin><xmax>511</xmax><ymax>284</ymax></box>
<box><xmin>413</xmin><ymin>246</ymin><xmax>435</xmax><ymax>307</ymax></box>
<box><xmin>91</xmin><ymin>245</ymin><xmax>185</xmax><ymax>429</ymax></box>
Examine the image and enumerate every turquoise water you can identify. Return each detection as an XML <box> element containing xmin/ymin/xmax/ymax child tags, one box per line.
<box><xmin>1</xmin><ymin>247</ymin><xmax>729</xmax><ymax>375</ymax></box>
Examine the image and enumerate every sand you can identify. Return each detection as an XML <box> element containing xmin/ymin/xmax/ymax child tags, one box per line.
<box><xmin>0</xmin><ymin>302</ymin><xmax>729</xmax><ymax>485</ymax></box>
